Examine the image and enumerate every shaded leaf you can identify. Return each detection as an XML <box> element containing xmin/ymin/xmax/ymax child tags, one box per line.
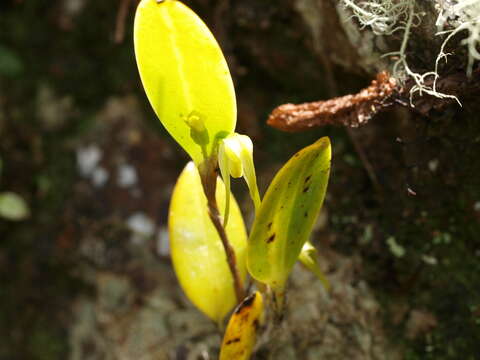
<box><xmin>247</xmin><ymin>137</ymin><xmax>331</xmax><ymax>299</ymax></box>
<box><xmin>219</xmin><ymin>291</ymin><xmax>264</xmax><ymax>360</ymax></box>
<box><xmin>134</xmin><ymin>0</ymin><xmax>236</xmax><ymax>164</ymax></box>
<box><xmin>169</xmin><ymin>162</ymin><xmax>247</xmax><ymax>323</ymax></box>
<box><xmin>0</xmin><ymin>192</ymin><xmax>30</xmax><ymax>221</ymax></box>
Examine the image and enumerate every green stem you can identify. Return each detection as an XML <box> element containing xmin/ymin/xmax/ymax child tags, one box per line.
<box><xmin>271</xmin><ymin>283</ymin><xmax>286</xmax><ymax>323</ymax></box>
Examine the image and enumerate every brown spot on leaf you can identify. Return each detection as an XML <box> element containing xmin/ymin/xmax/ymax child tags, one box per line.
<box><xmin>267</xmin><ymin>222</ymin><xmax>273</xmax><ymax>230</ymax></box>
<box><xmin>235</xmin><ymin>293</ymin><xmax>256</xmax><ymax>314</ymax></box>
<box><xmin>303</xmin><ymin>186</ymin><xmax>310</xmax><ymax>193</ymax></box>
<box><xmin>267</xmin><ymin>233</ymin><xmax>276</xmax><ymax>243</ymax></box>
<box><xmin>226</xmin><ymin>337</ymin><xmax>241</xmax><ymax>345</ymax></box>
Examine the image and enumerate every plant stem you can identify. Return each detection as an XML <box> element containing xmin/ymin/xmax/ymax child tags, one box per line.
<box><xmin>199</xmin><ymin>156</ymin><xmax>245</xmax><ymax>303</ymax></box>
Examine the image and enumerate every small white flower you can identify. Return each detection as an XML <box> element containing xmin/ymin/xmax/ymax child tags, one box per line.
<box><xmin>218</xmin><ymin>133</ymin><xmax>261</xmax><ymax>226</ymax></box>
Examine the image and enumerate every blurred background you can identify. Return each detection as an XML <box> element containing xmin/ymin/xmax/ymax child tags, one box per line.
<box><xmin>1</xmin><ymin>0</ymin><xmax>479</xmax><ymax>359</ymax></box>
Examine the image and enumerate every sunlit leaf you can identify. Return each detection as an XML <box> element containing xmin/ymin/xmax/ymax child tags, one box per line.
<box><xmin>298</xmin><ymin>241</ymin><xmax>330</xmax><ymax>291</ymax></box>
<box><xmin>134</xmin><ymin>0</ymin><xmax>236</xmax><ymax>164</ymax></box>
<box><xmin>169</xmin><ymin>162</ymin><xmax>247</xmax><ymax>323</ymax></box>
<box><xmin>219</xmin><ymin>291</ymin><xmax>264</xmax><ymax>360</ymax></box>
<box><xmin>0</xmin><ymin>192</ymin><xmax>30</xmax><ymax>221</ymax></box>
<box><xmin>247</xmin><ymin>137</ymin><xmax>331</xmax><ymax>301</ymax></box>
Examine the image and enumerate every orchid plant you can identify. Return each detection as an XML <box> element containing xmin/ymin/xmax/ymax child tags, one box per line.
<box><xmin>134</xmin><ymin>1</ymin><xmax>331</xmax><ymax>358</ymax></box>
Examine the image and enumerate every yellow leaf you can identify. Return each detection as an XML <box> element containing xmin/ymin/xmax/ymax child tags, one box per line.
<box><xmin>169</xmin><ymin>162</ymin><xmax>247</xmax><ymax>323</ymax></box>
<box><xmin>219</xmin><ymin>292</ymin><xmax>264</xmax><ymax>360</ymax></box>
<box><xmin>134</xmin><ymin>0</ymin><xmax>236</xmax><ymax>163</ymax></box>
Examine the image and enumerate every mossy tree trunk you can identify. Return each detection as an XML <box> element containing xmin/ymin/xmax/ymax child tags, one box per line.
<box><xmin>194</xmin><ymin>0</ymin><xmax>480</xmax><ymax>358</ymax></box>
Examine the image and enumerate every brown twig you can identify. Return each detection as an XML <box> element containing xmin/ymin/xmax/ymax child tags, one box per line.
<box><xmin>267</xmin><ymin>66</ymin><xmax>480</xmax><ymax>199</ymax></box>
<box><xmin>199</xmin><ymin>156</ymin><xmax>245</xmax><ymax>303</ymax></box>
<box><xmin>268</xmin><ymin>68</ymin><xmax>480</xmax><ymax>133</ymax></box>
<box><xmin>267</xmin><ymin>72</ymin><xmax>397</xmax><ymax>132</ymax></box>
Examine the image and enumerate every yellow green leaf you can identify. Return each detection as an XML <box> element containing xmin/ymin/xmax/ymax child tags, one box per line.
<box><xmin>247</xmin><ymin>137</ymin><xmax>331</xmax><ymax>298</ymax></box>
<box><xmin>134</xmin><ymin>0</ymin><xmax>236</xmax><ymax>163</ymax></box>
<box><xmin>219</xmin><ymin>291</ymin><xmax>264</xmax><ymax>360</ymax></box>
<box><xmin>169</xmin><ymin>162</ymin><xmax>247</xmax><ymax>323</ymax></box>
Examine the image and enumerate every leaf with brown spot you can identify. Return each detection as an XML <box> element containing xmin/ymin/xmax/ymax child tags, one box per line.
<box><xmin>247</xmin><ymin>138</ymin><xmax>331</xmax><ymax>307</ymax></box>
<box><xmin>220</xmin><ymin>292</ymin><xmax>264</xmax><ymax>360</ymax></box>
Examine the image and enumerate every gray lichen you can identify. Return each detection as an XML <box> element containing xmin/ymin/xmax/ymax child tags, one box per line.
<box><xmin>436</xmin><ymin>0</ymin><xmax>480</xmax><ymax>75</ymax></box>
<box><xmin>294</xmin><ymin>0</ymin><xmax>478</xmax><ymax>103</ymax></box>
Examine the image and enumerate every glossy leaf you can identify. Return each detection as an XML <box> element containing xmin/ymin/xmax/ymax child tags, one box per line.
<box><xmin>298</xmin><ymin>241</ymin><xmax>330</xmax><ymax>291</ymax></box>
<box><xmin>169</xmin><ymin>162</ymin><xmax>247</xmax><ymax>323</ymax></box>
<box><xmin>219</xmin><ymin>292</ymin><xmax>264</xmax><ymax>360</ymax></box>
<box><xmin>247</xmin><ymin>137</ymin><xmax>331</xmax><ymax>294</ymax></box>
<box><xmin>134</xmin><ymin>0</ymin><xmax>236</xmax><ymax>164</ymax></box>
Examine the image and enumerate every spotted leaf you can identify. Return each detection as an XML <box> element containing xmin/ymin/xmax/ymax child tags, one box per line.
<box><xmin>219</xmin><ymin>292</ymin><xmax>264</xmax><ymax>360</ymax></box>
<box><xmin>247</xmin><ymin>137</ymin><xmax>331</xmax><ymax>299</ymax></box>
